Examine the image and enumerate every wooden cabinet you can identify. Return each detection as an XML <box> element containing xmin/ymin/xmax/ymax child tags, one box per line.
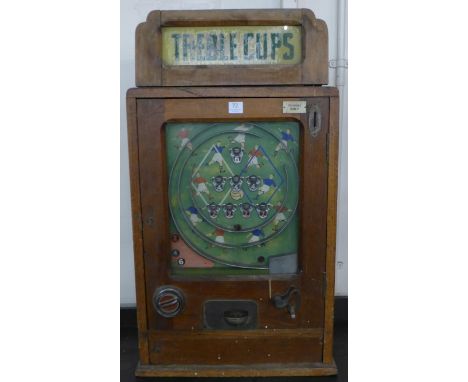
<box><xmin>126</xmin><ymin>87</ymin><xmax>339</xmax><ymax>376</ymax></box>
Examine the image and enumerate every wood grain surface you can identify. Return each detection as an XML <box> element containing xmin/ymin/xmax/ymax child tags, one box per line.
<box><xmin>135</xmin><ymin>9</ymin><xmax>328</xmax><ymax>86</ymax></box>
<box><xmin>126</xmin><ymin>86</ymin><xmax>339</xmax><ymax>375</ymax></box>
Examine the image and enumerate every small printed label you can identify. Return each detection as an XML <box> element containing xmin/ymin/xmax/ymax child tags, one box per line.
<box><xmin>229</xmin><ymin>102</ymin><xmax>244</xmax><ymax>114</ymax></box>
<box><xmin>283</xmin><ymin>101</ymin><xmax>306</xmax><ymax>114</ymax></box>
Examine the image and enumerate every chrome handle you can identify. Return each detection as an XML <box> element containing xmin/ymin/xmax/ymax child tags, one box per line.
<box><xmin>271</xmin><ymin>286</ymin><xmax>301</xmax><ymax>319</ymax></box>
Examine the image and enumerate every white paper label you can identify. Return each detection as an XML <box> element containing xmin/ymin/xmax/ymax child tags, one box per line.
<box><xmin>228</xmin><ymin>102</ymin><xmax>243</xmax><ymax>114</ymax></box>
<box><xmin>283</xmin><ymin>101</ymin><xmax>307</xmax><ymax>113</ymax></box>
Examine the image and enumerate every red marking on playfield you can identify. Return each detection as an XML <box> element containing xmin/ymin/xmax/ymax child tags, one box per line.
<box><xmin>171</xmin><ymin>236</ymin><xmax>214</xmax><ymax>268</ymax></box>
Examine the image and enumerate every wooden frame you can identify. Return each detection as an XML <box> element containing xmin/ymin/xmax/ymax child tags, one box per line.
<box><xmin>126</xmin><ymin>86</ymin><xmax>339</xmax><ymax>377</ymax></box>
<box><xmin>135</xmin><ymin>9</ymin><xmax>328</xmax><ymax>86</ymax></box>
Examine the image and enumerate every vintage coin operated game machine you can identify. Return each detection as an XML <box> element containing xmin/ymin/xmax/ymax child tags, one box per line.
<box><xmin>126</xmin><ymin>8</ymin><xmax>339</xmax><ymax>377</ymax></box>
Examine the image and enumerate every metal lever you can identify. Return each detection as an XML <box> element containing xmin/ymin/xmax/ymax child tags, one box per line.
<box><xmin>271</xmin><ymin>286</ymin><xmax>301</xmax><ymax>319</ymax></box>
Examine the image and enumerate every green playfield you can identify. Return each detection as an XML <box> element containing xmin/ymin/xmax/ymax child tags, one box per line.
<box><xmin>165</xmin><ymin>121</ymin><xmax>300</xmax><ymax>276</ymax></box>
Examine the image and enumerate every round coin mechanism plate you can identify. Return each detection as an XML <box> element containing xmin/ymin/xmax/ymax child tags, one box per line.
<box><xmin>153</xmin><ymin>286</ymin><xmax>185</xmax><ymax>318</ymax></box>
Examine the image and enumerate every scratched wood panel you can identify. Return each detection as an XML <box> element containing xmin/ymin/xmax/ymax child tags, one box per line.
<box><xmin>127</xmin><ymin>86</ymin><xmax>339</xmax><ymax>99</ymax></box>
<box><xmin>136</xmin><ymin>362</ymin><xmax>338</xmax><ymax>377</ymax></box>
<box><xmin>135</xmin><ymin>9</ymin><xmax>328</xmax><ymax>86</ymax></box>
<box><xmin>136</xmin><ymin>96</ymin><xmax>328</xmax><ymax>334</ymax></box>
<box><xmin>126</xmin><ymin>95</ymin><xmax>150</xmax><ymax>363</ymax></box>
<box><xmin>148</xmin><ymin>329</ymin><xmax>323</xmax><ymax>365</ymax></box>
<box><xmin>126</xmin><ymin>86</ymin><xmax>339</xmax><ymax>376</ymax></box>
<box><xmin>323</xmin><ymin>95</ymin><xmax>340</xmax><ymax>364</ymax></box>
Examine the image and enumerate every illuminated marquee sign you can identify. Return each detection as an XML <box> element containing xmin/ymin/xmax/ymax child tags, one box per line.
<box><xmin>162</xmin><ymin>26</ymin><xmax>302</xmax><ymax>66</ymax></box>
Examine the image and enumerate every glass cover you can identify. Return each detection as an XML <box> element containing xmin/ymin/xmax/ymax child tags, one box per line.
<box><xmin>165</xmin><ymin>122</ymin><xmax>300</xmax><ymax>276</ymax></box>
<box><xmin>162</xmin><ymin>26</ymin><xmax>302</xmax><ymax>66</ymax></box>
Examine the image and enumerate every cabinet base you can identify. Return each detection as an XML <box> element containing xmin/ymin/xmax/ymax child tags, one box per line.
<box><xmin>135</xmin><ymin>360</ymin><xmax>338</xmax><ymax>377</ymax></box>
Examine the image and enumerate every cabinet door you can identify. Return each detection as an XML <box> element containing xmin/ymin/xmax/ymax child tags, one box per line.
<box><xmin>136</xmin><ymin>96</ymin><xmax>329</xmax><ymax>365</ymax></box>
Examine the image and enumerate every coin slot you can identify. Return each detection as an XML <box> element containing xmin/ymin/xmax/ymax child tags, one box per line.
<box><xmin>153</xmin><ymin>286</ymin><xmax>185</xmax><ymax>318</ymax></box>
<box><xmin>204</xmin><ymin>300</ymin><xmax>258</xmax><ymax>330</ymax></box>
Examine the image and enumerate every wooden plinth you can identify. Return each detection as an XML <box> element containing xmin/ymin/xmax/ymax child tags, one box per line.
<box><xmin>135</xmin><ymin>360</ymin><xmax>338</xmax><ymax>377</ymax></box>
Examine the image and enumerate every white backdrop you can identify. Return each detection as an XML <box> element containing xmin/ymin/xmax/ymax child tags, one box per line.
<box><xmin>120</xmin><ymin>0</ymin><xmax>348</xmax><ymax>305</ymax></box>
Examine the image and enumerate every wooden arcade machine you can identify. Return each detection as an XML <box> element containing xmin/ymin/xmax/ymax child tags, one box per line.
<box><xmin>126</xmin><ymin>8</ymin><xmax>340</xmax><ymax>377</ymax></box>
